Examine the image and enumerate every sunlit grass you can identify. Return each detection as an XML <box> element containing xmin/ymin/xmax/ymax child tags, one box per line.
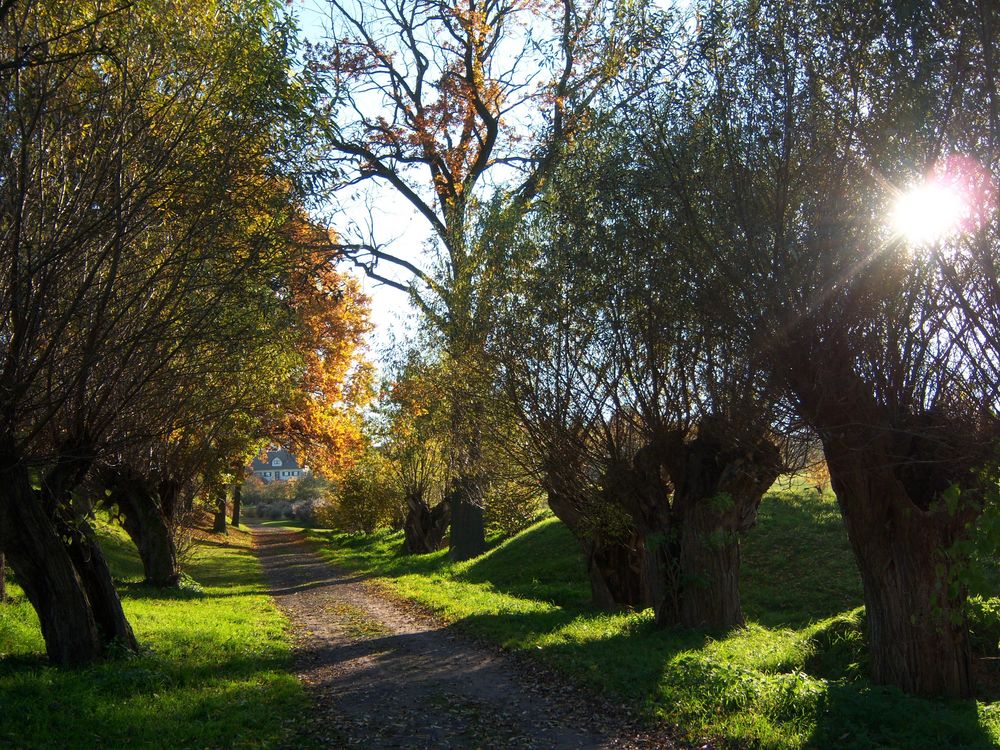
<box><xmin>0</xmin><ymin>519</ymin><xmax>307</xmax><ymax>750</ymax></box>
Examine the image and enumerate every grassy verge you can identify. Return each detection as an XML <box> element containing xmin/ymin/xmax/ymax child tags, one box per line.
<box><xmin>0</xmin><ymin>519</ymin><xmax>306</xmax><ymax>750</ymax></box>
<box><xmin>296</xmin><ymin>489</ymin><xmax>1000</xmax><ymax>750</ymax></box>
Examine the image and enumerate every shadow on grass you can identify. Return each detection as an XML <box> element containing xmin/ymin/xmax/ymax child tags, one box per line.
<box><xmin>810</xmin><ymin>681</ymin><xmax>995</xmax><ymax>750</ymax></box>
<box><xmin>457</xmin><ymin>519</ymin><xmax>592</xmax><ymax>609</ymax></box>
<box><xmin>450</xmin><ymin>607</ymin><xmax>709</xmax><ymax>700</ymax></box>
<box><xmin>450</xmin><ymin>609</ymin><xmax>996</xmax><ymax>750</ymax></box>
<box><xmin>0</xmin><ymin>648</ymin><xmax>301</xmax><ymax>750</ymax></box>
<box><xmin>741</xmin><ymin>490</ymin><xmax>863</xmax><ymax>628</ymax></box>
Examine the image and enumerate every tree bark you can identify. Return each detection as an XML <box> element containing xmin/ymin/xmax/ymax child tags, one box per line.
<box><xmin>59</xmin><ymin>512</ymin><xmax>138</xmax><ymax>650</ymax></box>
<box><xmin>580</xmin><ymin>535</ymin><xmax>648</xmax><ymax>610</ymax></box>
<box><xmin>449</xmin><ymin>474</ymin><xmax>486</xmax><ymax>561</ymax></box>
<box><xmin>659</xmin><ymin>431</ymin><xmax>781</xmax><ymax>630</ymax></box>
<box><xmin>97</xmin><ymin>468</ymin><xmax>181</xmax><ymax>588</ymax></box>
<box><xmin>159</xmin><ymin>479</ymin><xmax>182</xmax><ymax>524</ymax></box>
<box><xmin>231</xmin><ymin>481</ymin><xmax>242</xmax><ymax>528</ymax></box>
<box><xmin>821</xmin><ymin>432</ymin><xmax>974</xmax><ymax>697</ymax></box>
<box><xmin>0</xmin><ymin>553</ymin><xmax>6</xmax><ymax>602</ymax></box>
<box><xmin>117</xmin><ymin>485</ymin><xmax>180</xmax><ymax>587</ymax></box>
<box><xmin>212</xmin><ymin>493</ymin><xmax>228</xmax><ymax>534</ymax></box>
<box><xmin>603</xmin><ymin>436</ymin><xmax>677</xmax><ymax>615</ymax></box>
<box><xmin>547</xmin><ymin>490</ymin><xmax>648</xmax><ymax>609</ymax></box>
<box><xmin>787</xmin><ymin>354</ymin><xmax>978</xmax><ymax>698</ymax></box>
<box><xmin>0</xmin><ymin>449</ymin><xmax>103</xmax><ymax>665</ymax></box>
<box><xmin>402</xmin><ymin>493</ymin><xmax>451</xmax><ymax>554</ymax></box>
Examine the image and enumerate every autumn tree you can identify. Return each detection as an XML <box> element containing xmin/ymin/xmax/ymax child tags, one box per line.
<box><xmin>306</xmin><ymin>0</ymin><xmax>662</xmax><ymax>560</ymax></box>
<box><xmin>272</xmin><ymin>217</ymin><xmax>375</xmax><ymax>482</ymax></box>
<box><xmin>0</xmin><ymin>0</ymin><xmax>310</xmax><ymax>664</ymax></box>
<box><xmin>378</xmin><ymin>349</ymin><xmax>453</xmax><ymax>553</ymax></box>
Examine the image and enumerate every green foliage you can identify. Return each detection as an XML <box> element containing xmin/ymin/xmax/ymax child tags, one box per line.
<box><xmin>0</xmin><ymin>522</ymin><xmax>306</xmax><ymax>749</ymax></box>
<box><xmin>482</xmin><ymin>478</ymin><xmax>546</xmax><ymax>537</ymax></box>
<box><xmin>293</xmin><ymin>489</ymin><xmax>999</xmax><ymax>749</ymax></box>
<box><xmin>322</xmin><ymin>448</ymin><xmax>403</xmax><ymax>533</ymax></box>
<box><xmin>964</xmin><ymin>466</ymin><xmax>1000</xmax><ymax>600</ymax></box>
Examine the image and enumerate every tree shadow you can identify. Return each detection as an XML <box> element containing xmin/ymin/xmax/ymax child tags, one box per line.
<box><xmin>457</xmin><ymin>519</ymin><xmax>592</xmax><ymax>608</ymax></box>
<box><xmin>809</xmin><ymin>681</ymin><xmax>995</xmax><ymax>750</ymax></box>
<box><xmin>0</xmin><ymin>648</ymin><xmax>304</xmax><ymax>750</ymax></box>
<box><xmin>446</xmin><ymin>608</ymin><xmax>709</xmax><ymax>703</ymax></box>
<box><xmin>741</xmin><ymin>490</ymin><xmax>863</xmax><ymax>628</ymax></box>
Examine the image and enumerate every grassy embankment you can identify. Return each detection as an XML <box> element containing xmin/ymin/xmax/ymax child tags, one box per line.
<box><xmin>298</xmin><ymin>488</ymin><xmax>1000</xmax><ymax>750</ymax></box>
<box><xmin>0</xmin><ymin>518</ymin><xmax>306</xmax><ymax>749</ymax></box>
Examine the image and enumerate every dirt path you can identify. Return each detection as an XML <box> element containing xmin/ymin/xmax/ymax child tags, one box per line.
<box><xmin>252</xmin><ymin>525</ymin><xmax>681</xmax><ymax>750</ymax></box>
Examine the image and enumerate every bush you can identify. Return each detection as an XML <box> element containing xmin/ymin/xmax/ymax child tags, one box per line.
<box><xmin>327</xmin><ymin>450</ymin><xmax>402</xmax><ymax>533</ymax></box>
<box><xmin>290</xmin><ymin>498</ymin><xmax>334</xmax><ymax>526</ymax></box>
<box><xmin>484</xmin><ymin>478</ymin><xmax>545</xmax><ymax>537</ymax></box>
<box><xmin>241</xmin><ymin>477</ymin><xmax>294</xmax><ymax>505</ymax></box>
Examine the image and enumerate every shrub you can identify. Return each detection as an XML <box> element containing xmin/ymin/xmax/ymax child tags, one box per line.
<box><xmin>329</xmin><ymin>450</ymin><xmax>402</xmax><ymax>533</ymax></box>
<box><xmin>484</xmin><ymin>478</ymin><xmax>545</xmax><ymax>537</ymax></box>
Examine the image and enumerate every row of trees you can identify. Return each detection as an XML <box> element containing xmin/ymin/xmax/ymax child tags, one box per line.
<box><xmin>0</xmin><ymin>0</ymin><xmax>372</xmax><ymax>666</ymax></box>
<box><xmin>312</xmin><ymin>0</ymin><xmax>999</xmax><ymax>699</ymax></box>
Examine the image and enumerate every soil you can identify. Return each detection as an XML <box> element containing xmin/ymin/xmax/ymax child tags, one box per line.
<box><xmin>252</xmin><ymin>525</ymin><xmax>688</xmax><ymax>750</ymax></box>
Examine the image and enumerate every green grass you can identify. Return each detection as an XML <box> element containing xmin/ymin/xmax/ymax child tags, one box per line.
<box><xmin>296</xmin><ymin>489</ymin><xmax>1000</xmax><ymax>750</ymax></box>
<box><xmin>0</xmin><ymin>520</ymin><xmax>307</xmax><ymax>750</ymax></box>
<box><xmin>252</xmin><ymin>518</ymin><xmax>313</xmax><ymax>530</ymax></box>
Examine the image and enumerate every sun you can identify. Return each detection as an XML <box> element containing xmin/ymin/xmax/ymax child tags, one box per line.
<box><xmin>889</xmin><ymin>179</ymin><xmax>967</xmax><ymax>247</ymax></box>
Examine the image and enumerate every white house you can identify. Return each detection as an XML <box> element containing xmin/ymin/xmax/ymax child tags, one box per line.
<box><xmin>250</xmin><ymin>447</ymin><xmax>308</xmax><ymax>483</ymax></box>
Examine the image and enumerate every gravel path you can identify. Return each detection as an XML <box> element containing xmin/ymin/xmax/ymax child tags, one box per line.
<box><xmin>252</xmin><ymin>525</ymin><xmax>683</xmax><ymax>750</ymax></box>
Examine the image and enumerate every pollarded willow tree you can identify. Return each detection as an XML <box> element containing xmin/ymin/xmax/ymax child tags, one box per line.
<box><xmin>643</xmin><ymin>0</ymin><xmax>1000</xmax><ymax>697</ymax></box>
<box><xmin>306</xmin><ymin>0</ymin><xmax>665</xmax><ymax>560</ymax></box>
<box><xmin>490</xmin><ymin>119</ymin><xmax>789</xmax><ymax>627</ymax></box>
<box><xmin>0</xmin><ymin>0</ymin><xmax>313</xmax><ymax>664</ymax></box>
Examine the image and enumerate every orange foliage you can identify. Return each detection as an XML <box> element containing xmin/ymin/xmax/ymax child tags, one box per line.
<box><xmin>277</xmin><ymin>217</ymin><xmax>375</xmax><ymax>480</ymax></box>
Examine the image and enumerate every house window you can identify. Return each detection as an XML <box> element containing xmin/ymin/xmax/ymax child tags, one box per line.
<box><xmin>263</xmin><ymin>471</ymin><xmax>271</xmax><ymax>478</ymax></box>
<box><xmin>272</xmin><ymin>457</ymin><xmax>283</xmax><ymax>467</ymax></box>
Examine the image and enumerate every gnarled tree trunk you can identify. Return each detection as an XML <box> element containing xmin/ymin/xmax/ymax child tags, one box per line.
<box><xmin>788</xmin><ymin>354</ymin><xmax>980</xmax><ymax>698</ymax></box>
<box><xmin>580</xmin><ymin>535</ymin><xmax>648</xmax><ymax>610</ymax></box>
<box><xmin>604</xmin><ymin>436</ymin><xmax>677</xmax><ymax>616</ymax></box>
<box><xmin>59</xmin><ymin>512</ymin><xmax>138</xmax><ymax>650</ymax></box>
<box><xmin>822</xmin><ymin>434</ymin><xmax>974</xmax><ymax>697</ymax></box>
<box><xmin>402</xmin><ymin>493</ymin><xmax>451</xmax><ymax>554</ymax></box>
<box><xmin>101</xmin><ymin>470</ymin><xmax>180</xmax><ymax>587</ymax></box>
<box><xmin>212</xmin><ymin>492</ymin><xmax>228</xmax><ymax>534</ymax></box>
<box><xmin>547</xmin><ymin>490</ymin><xmax>648</xmax><ymax>610</ymax></box>
<box><xmin>661</xmin><ymin>431</ymin><xmax>781</xmax><ymax>630</ymax></box>
<box><xmin>448</xmin><ymin>434</ymin><xmax>487</xmax><ymax>563</ymax></box>
<box><xmin>120</xmin><ymin>497</ymin><xmax>179</xmax><ymax>587</ymax></box>
<box><xmin>449</xmin><ymin>478</ymin><xmax>485</xmax><ymax>561</ymax></box>
<box><xmin>231</xmin><ymin>481</ymin><xmax>242</xmax><ymax>528</ymax></box>
<box><xmin>0</xmin><ymin>447</ymin><xmax>103</xmax><ymax>665</ymax></box>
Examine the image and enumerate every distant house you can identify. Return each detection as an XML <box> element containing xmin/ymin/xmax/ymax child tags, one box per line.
<box><xmin>250</xmin><ymin>447</ymin><xmax>308</xmax><ymax>483</ymax></box>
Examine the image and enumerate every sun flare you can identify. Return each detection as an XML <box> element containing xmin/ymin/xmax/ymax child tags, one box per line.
<box><xmin>889</xmin><ymin>180</ymin><xmax>967</xmax><ymax>247</ymax></box>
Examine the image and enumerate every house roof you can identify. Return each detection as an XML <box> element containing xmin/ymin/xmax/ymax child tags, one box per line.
<box><xmin>250</xmin><ymin>447</ymin><xmax>302</xmax><ymax>472</ymax></box>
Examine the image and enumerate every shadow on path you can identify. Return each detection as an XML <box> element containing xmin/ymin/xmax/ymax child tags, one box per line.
<box><xmin>252</xmin><ymin>524</ymin><xmax>682</xmax><ymax>750</ymax></box>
